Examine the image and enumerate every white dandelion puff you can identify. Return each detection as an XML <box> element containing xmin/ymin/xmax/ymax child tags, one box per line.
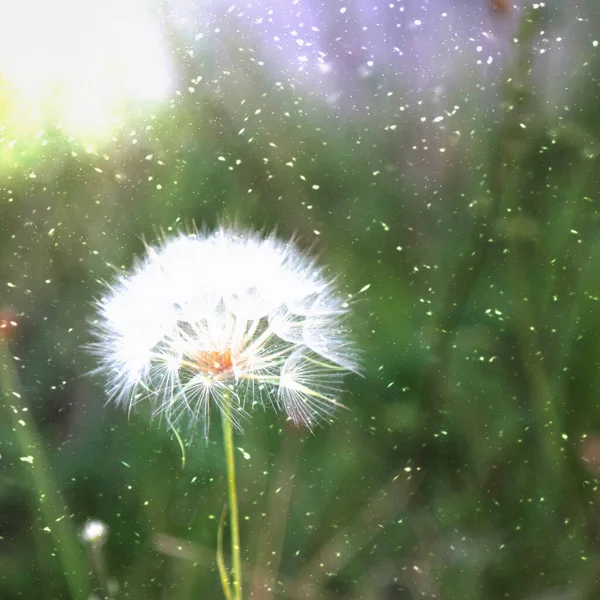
<box><xmin>90</xmin><ymin>228</ymin><xmax>358</xmax><ymax>435</ymax></box>
<box><xmin>80</xmin><ymin>519</ymin><xmax>109</xmax><ymax>547</ymax></box>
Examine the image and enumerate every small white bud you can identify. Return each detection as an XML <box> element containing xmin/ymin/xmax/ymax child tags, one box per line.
<box><xmin>81</xmin><ymin>519</ymin><xmax>109</xmax><ymax>547</ymax></box>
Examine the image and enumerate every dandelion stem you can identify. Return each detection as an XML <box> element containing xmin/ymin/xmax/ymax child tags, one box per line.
<box><xmin>217</xmin><ymin>506</ymin><xmax>233</xmax><ymax>600</ymax></box>
<box><xmin>0</xmin><ymin>339</ymin><xmax>90</xmax><ymax>600</ymax></box>
<box><xmin>221</xmin><ymin>398</ymin><xmax>243</xmax><ymax>600</ymax></box>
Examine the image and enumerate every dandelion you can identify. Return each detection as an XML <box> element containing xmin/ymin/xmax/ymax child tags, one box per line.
<box><xmin>91</xmin><ymin>228</ymin><xmax>357</xmax><ymax>435</ymax></box>
<box><xmin>81</xmin><ymin>519</ymin><xmax>109</xmax><ymax>547</ymax></box>
<box><xmin>90</xmin><ymin>227</ymin><xmax>358</xmax><ymax>600</ymax></box>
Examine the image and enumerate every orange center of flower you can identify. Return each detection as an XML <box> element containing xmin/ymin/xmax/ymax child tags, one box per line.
<box><xmin>190</xmin><ymin>349</ymin><xmax>234</xmax><ymax>377</ymax></box>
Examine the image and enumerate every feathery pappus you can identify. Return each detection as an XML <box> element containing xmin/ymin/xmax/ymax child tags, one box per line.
<box><xmin>90</xmin><ymin>228</ymin><xmax>358</xmax><ymax>435</ymax></box>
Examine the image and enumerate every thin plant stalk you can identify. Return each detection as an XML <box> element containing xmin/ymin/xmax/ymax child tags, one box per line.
<box><xmin>0</xmin><ymin>338</ymin><xmax>90</xmax><ymax>600</ymax></box>
<box><xmin>221</xmin><ymin>398</ymin><xmax>243</xmax><ymax>600</ymax></box>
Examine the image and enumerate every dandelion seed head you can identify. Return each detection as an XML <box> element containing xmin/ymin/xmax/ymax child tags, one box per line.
<box><xmin>91</xmin><ymin>228</ymin><xmax>358</xmax><ymax>433</ymax></box>
<box><xmin>81</xmin><ymin>519</ymin><xmax>109</xmax><ymax>547</ymax></box>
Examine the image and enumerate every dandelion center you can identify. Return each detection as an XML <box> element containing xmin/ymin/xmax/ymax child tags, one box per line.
<box><xmin>189</xmin><ymin>349</ymin><xmax>234</xmax><ymax>379</ymax></box>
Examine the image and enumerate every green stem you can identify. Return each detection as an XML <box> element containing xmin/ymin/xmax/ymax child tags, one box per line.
<box><xmin>221</xmin><ymin>401</ymin><xmax>243</xmax><ymax>600</ymax></box>
<box><xmin>509</xmin><ymin>244</ymin><xmax>564</xmax><ymax>482</ymax></box>
<box><xmin>0</xmin><ymin>339</ymin><xmax>90</xmax><ymax>600</ymax></box>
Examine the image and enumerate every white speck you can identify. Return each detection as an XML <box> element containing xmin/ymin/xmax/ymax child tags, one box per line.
<box><xmin>340</xmin><ymin>6</ymin><xmax>347</xmax><ymax>14</ymax></box>
<box><xmin>433</xmin><ymin>116</ymin><xmax>444</xmax><ymax>123</ymax></box>
<box><xmin>594</xmin><ymin>40</ymin><xmax>598</xmax><ymax>47</ymax></box>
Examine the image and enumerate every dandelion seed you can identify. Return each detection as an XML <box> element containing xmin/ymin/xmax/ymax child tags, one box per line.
<box><xmin>90</xmin><ymin>228</ymin><xmax>358</xmax><ymax>436</ymax></box>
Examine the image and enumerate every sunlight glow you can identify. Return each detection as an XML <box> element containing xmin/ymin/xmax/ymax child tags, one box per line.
<box><xmin>0</xmin><ymin>0</ymin><xmax>173</xmax><ymax>137</ymax></box>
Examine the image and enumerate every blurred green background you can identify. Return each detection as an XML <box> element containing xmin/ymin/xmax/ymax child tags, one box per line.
<box><xmin>1</xmin><ymin>1</ymin><xmax>600</xmax><ymax>599</ymax></box>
